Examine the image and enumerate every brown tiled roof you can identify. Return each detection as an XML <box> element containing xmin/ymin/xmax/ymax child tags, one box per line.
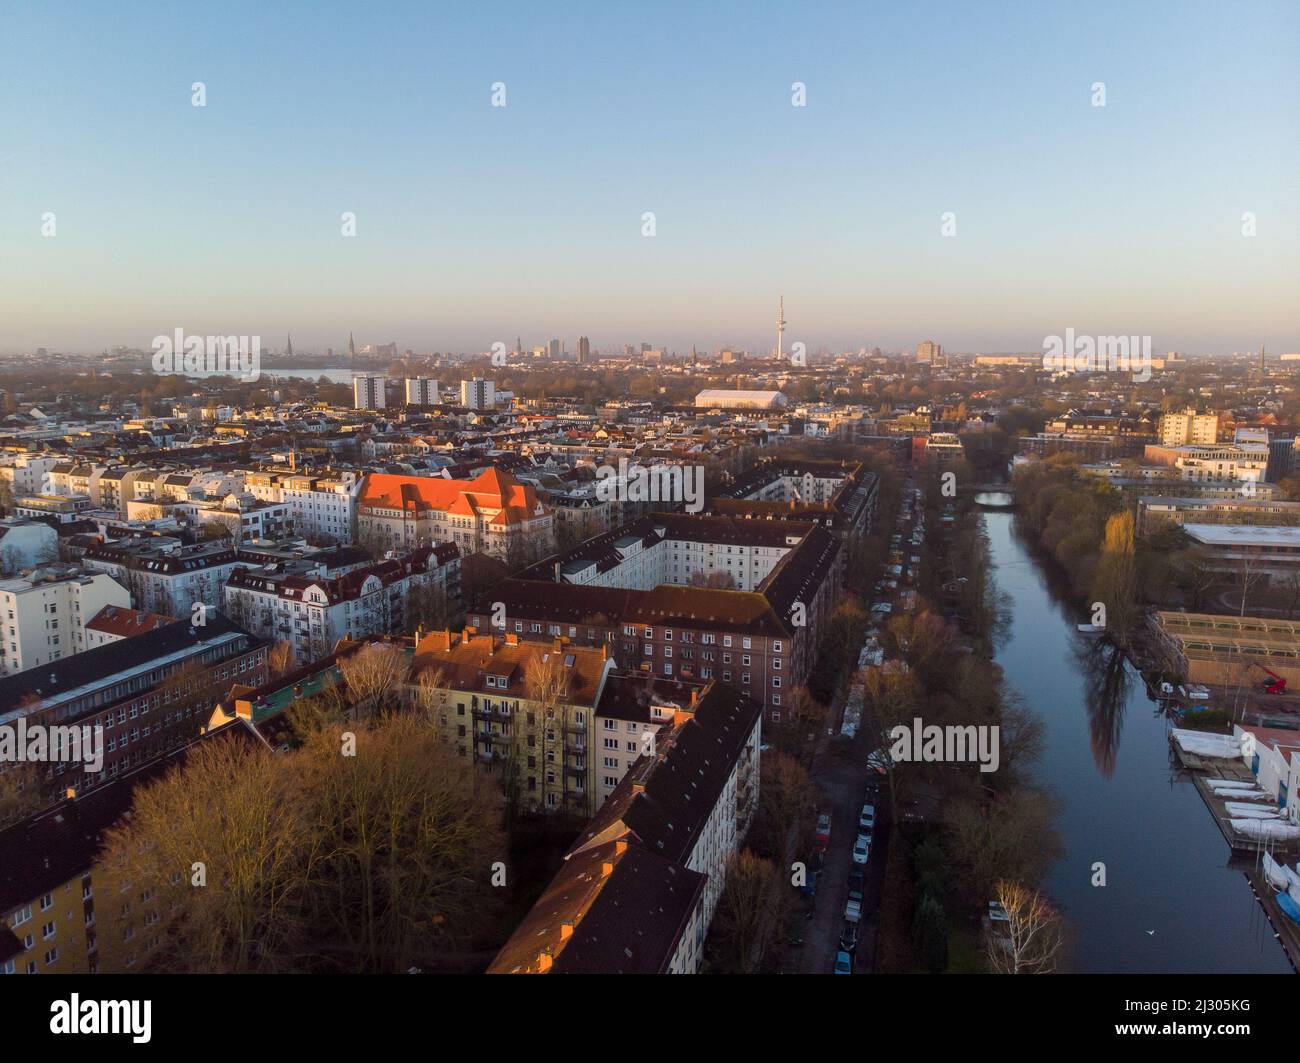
<box><xmin>85</xmin><ymin>605</ymin><xmax>178</xmax><ymax>638</ymax></box>
<box><xmin>409</xmin><ymin>630</ymin><xmax>610</xmax><ymax>704</ymax></box>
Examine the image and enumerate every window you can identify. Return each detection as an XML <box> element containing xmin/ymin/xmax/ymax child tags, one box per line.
<box><xmin>39</xmin><ymin>894</ymin><xmax>53</xmax><ymax>912</ymax></box>
<box><xmin>11</xmin><ymin>905</ymin><xmax>31</xmax><ymax>927</ymax></box>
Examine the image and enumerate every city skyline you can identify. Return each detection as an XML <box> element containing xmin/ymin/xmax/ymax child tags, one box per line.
<box><xmin>1</xmin><ymin>0</ymin><xmax>1297</xmax><ymax>355</ymax></box>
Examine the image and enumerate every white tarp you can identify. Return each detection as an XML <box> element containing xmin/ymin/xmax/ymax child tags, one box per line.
<box><xmin>1224</xmin><ymin>802</ymin><xmax>1281</xmax><ymax>818</ymax></box>
<box><xmin>1171</xmin><ymin>729</ymin><xmax>1241</xmax><ymax>759</ymax></box>
<box><xmin>1230</xmin><ymin>818</ymin><xmax>1300</xmax><ymax>841</ymax></box>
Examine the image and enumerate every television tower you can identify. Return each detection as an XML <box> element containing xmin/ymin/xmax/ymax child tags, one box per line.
<box><xmin>776</xmin><ymin>295</ymin><xmax>786</xmax><ymax>361</ymax></box>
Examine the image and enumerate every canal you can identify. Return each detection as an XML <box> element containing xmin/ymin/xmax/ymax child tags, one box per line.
<box><xmin>980</xmin><ymin>499</ymin><xmax>1292</xmax><ymax>973</ymax></box>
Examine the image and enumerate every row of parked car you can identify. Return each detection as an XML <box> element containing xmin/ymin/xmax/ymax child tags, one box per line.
<box><xmin>834</xmin><ymin>785</ymin><xmax>879</xmax><ymax>973</ymax></box>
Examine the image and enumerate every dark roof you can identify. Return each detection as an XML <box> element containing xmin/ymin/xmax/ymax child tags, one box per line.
<box><xmin>595</xmin><ymin>673</ymin><xmax>708</xmax><ymax>724</ymax></box>
<box><xmin>573</xmin><ymin>681</ymin><xmax>762</xmax><ymax>865</ymax></box>
<box><xmin>0</xmin><ymin>613</ymin><xmax>262</xmax><ymax>718</ymax></box>
<box><xmin>486</xmin><ymin>839</ymin><xmax>705</xmax><ymax>974</ymax></box>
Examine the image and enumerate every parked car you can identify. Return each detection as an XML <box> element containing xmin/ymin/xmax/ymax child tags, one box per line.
<box><xmin>844</xmin><ymin>896</ymin><xmax>862</xmax><ymax>923</ymax></box>
<box><xmin>839</xmin><ymin>920</ymin><xmax>859</xmax><ymax>953</ymax></box>
<box><xmin>834</xmin><ymin>950</ymin><xmax>853</xmax><ymax>975</ymax></box>
<box><xmin>814</xmin><ymin>812</ymin><xmax>832</xmax><ymax>851</ymax></box>
<box><xmin>858</xmin><ymin>803</ymin><xmax>876</xmax><ymax>832</ymax></box>
<box><xmin>852</xmin><ymin>834</ymin><xmax>871</xmax><ymax>865</ymax></box>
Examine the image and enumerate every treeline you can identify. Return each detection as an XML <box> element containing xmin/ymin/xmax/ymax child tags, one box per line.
<box><xmin>870</xmin><ymin>484</ymin><xmax>1062</xmax><ymax>973</ymax></box>
<box><xmin>1012</xmin><ymin>456</ymin><xmax>1233</xmax><ymax>637</ymax></box>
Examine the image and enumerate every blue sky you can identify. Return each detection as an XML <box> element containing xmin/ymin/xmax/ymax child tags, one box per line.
<box><xmin>1</xmin><ymin>0</ymin><xmax>1296</xmax><ymax>355</ymax></box>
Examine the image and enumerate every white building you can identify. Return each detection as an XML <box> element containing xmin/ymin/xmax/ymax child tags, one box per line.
<box><xmin>0</xmin><ymin>454</ymin><xmax>60</xmax><ymax>498</ymax></box>
<box><xmin>80</xmin><ymin>539</ymin><xmax>241</xmax><ymax>620</ymax></box>
<box><xmin>0</xmin><ymin>566</ymin><xmax>131</xmax><ymax>676</ymax></box>
<box><xmin>693</xmin><ymin>389</ymin><xmax>788</xmax><ymax>410</ymax></box>
<box><xmin>460</xmin><ymin>378</ymin><xmax>496</xmax><ymax>410</ymax></box>
<box><xmin>404</xmin><ymin>378</ymin><xmax>439</xmax><ymax>406</ymax></box>
<box><xmin>223</xmin><ymin>543</ymin><xmax>460</xmax><ymax>665</ymax></box>
<box><xmin>353</xmin><ymin>373</ymin><xmax>386</xmax><ymax>410</ymax></box>
<box><xmin>1158</xmin><ymin>409</ymin><xmax>1219</xmax><ymax>446</ymax></box>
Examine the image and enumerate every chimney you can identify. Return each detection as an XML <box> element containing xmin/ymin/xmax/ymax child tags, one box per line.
<box><xmin>554</xmin><ymin>561</ymin><xmax>561</xmax><ymax>581</ymax></box>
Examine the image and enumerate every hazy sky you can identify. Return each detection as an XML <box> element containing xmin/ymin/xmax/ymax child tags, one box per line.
<box><xmin>1</xmin><ymin>0</ymin><xmax>1297</xmax><ymax>356</ymax></box>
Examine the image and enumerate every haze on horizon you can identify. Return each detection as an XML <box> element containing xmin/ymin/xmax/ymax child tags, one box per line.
<box><xmin>1</xmin><ymin>1</ymin><xmax>1296</xmax><ymax>357</ymax></box>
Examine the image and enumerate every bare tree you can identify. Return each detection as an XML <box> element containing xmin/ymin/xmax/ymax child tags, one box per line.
<box><xmin>986</xmin><ymin>879</ymin><xmax>1065</xmax><ymax>974</ymax></box>
<box><xmin>526</xmin><ymin>650</ymin><xmax>575</xmax><ymax>813</ymax></box>
<box><xmin>338</xmin><ymin>643</ymin><xmax>409</xmax><ymax>718</ymax></box>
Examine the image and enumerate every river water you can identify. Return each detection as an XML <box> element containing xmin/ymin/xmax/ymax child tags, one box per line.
<box><xmin>980</xmin><ymin>499</ymin><xmax>1292</xmax><ymax>973</ymax></box>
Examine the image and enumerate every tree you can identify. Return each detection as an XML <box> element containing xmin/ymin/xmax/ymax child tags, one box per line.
<box><xmin>98</xmin><ymin>732</ymin><xmax>311</xmax><ymax>973</ymax></box>
<box><xmin>986</xmin><ymin>879</ymin><xmax>1065</xmax><ymax>974</ymax></box>
<box><xmin>708</xmin><ymin>851</ymin><xmax>782</xmax><ymax>973</ymax></box>
<box><xmin>752</xmin><ymin>750</ymin><xmax>815</xmax><ymax>861</ymax></box>
<box><xmin>293</xmin><ymin>717</ymin><xmax>505</xmax><ymax>972</ymax></box>
<box><xmin>526</xmin><ymin>650</ymin><xmax>574</xmax><ymax>813</ymax></box>
<box><xmin>338</xmin><ymin>643</ymin><xmax>409</xmax><ymax>718</ymax></box>
<box><xmin>1092</xmin><ymin>510</ymin><xmax>1138</xmax><ymax>640</ymax></box>
<box><xmin>98</xmin><ymin>715</ymin><xmax>505</xmax><ymax>974</ymax></box>
<box><xmin>912</xmin><ymin>892</ymin><xmax>948</xmax><ymax>973</ymax></box>
<box><xmin>0</xmin><ymin>762</ymin><xmax>43</xmax><ymax>827</ymax></box>
<box><xmin>266</xmin><ymin>641</ymin><xmax>294</xmax><ymax>678</ymax></box>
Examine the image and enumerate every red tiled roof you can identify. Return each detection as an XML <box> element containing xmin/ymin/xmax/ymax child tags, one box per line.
<box><xmin>359</xmin><ymin>467</ymin><xmax>547</xmax><ymax>526</ymax></box>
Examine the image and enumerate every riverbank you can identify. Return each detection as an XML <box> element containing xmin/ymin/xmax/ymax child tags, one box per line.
<box><xmin>982</xmin><ymin>506</ymin><xmax>1292</xmax><ymax>972</ymax></box>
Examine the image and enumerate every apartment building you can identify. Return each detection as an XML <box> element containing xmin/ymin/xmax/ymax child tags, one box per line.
<box><xmin>244</xmin><ymin>469</ymin><xmax>361</xmax><ymax>545</ymax></box>
<box><xmin>353</xmin><ymin>373</ymin><xmax>386</xmax><ymax>410</ymax></box>
<box><xmin>0</xmin><ymin>566</ymin><xmax>131</xmax><ymax>676</ymax></box>
<box><xmin>80</xmin><ymin>538</ymin><xmax>242</xmax><ymax>623</ymax></box>
<box><xmin>591</xmin><ymin>673</ymin><xmax>709</xmax><ymax>806</ymax></box>
<box><xmin>0</xmin><ymin>614</ymin><xmax>267</xmax><ymax>800</ymax></box>
<box><xmin>459</xmin><ymin>378</ymin><xmax>495</xmax><ymax>409</ymax></box>
<box><xmin>1143</xmin><ymin>443</ymin><xmax>1270</xmax><ymax>493</ymax></box>
<box><xmin>468</xmin><ymin>514</ymin><xmax>841</xmax><ymax>721</ymax></box>
<box><xmin>707</xmin><ymin>457</ymin><xmax>877</xmax><ymax>537</ymax></box>
<box><xmin>224</xmin><ymin>542</ymin><xmax>461</xmax><ymax>665</ymax></box>
<box><xmin>1138</xmin><ymin>496</ymin><xmax>1300</xmax><ymax>531</ymax></box>
<box><xmin>1158</xmin><ymin>408</ymin><xmax>1220</xmax><ymax>446</ymax></box>
<box><xmin>0</xmin><ymin>454</ymin><xmax>60</xmax><ymax>497</ymax></box>
<box><xmin>407</xmin><ymin>629</ymin><xmax>615</xmax><ymax>817</ymax></box>
<box><xmin>357</xmin><ymin>467</ymin><xmax>553</xmax><ymax>563</ymax></box>
<box><xmin>488</xmin><ymin>679</ymin><xmax>762</xmax><ymax>974</ymax></box>
<box><xmin>404</xmin><ymin>378</ymin><xmax>439</xmax><ymax>406</ymax></box>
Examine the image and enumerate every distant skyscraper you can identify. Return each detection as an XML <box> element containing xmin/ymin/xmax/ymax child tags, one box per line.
<box><xmin>348</xmin><ymin>332</ymin><xmax>356</xmax><ymax>361</ymax></box>
<box><xmin>917</xmin><ymin>340</ymin><xmax>941</xmax><ymax>364</ymax></box>
<box><xmin>353</xmin><ymin>373</ymin><xmax>385</xmax><ymax>409</ymax></box>
<box><xmin>577</xmin><ymin>336</ymin><xmax>590</xmax><ymax>363</ymax></box>
<box><xmin>460</xmin><ymin>378</ymin><xmax>496</xmax><ymax>409</ymax></box>
<box><xmin>404</xmin><ymin>378</ymin><xmax>439</xmax><ymax>406</ymax></box>
<box><xmin>547</xmin><ymin>338</ymin><xmax>561</xmax><ymax>360</ymax></box>
<box><xmin>286</xmin><ymin>334</ymin><xmax>293</xmax><ymax>358</ymax></box>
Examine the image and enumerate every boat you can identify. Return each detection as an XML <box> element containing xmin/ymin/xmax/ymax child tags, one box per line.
<box><xmin>1264</xmin><ymin>853</ymin><xmax>1292</xmax><ymax>891</ymax></box>
<box><xmin>1276</xmin><ymin>892</ymin><xmax>1300</xmax><ymax>924</ymax></box>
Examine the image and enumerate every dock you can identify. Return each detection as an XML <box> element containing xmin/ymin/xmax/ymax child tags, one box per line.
<box><xmin>1243</xmin><ymin>867</ymin><xmax>1300</xmax><ymax>974</ymax></box>
<box><xmin>1171</xmin><ymin>742</ymin><xmax>1300</xmax><ymax>858</ymax></box>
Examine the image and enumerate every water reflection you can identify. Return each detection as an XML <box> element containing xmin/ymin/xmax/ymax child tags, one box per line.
<box><xmin>1075</xmin><ymin>637</ymin><xmax>1131</xmax><ymax>778</ymax></box>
